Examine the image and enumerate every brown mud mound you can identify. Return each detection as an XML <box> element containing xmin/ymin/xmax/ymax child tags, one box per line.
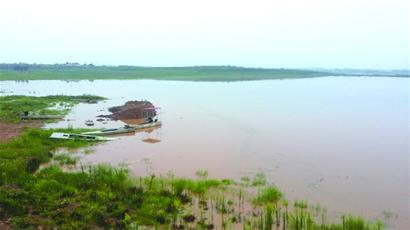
<box><xmin>100</xmin><ymin>101</ymin><xmax>157</xmax><ymax>120</ymax></box>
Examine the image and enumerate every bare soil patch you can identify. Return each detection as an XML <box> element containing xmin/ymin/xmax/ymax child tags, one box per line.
<box><xmin>0</xmin><ymin>122</ymin><xmax>42</xmax><ymax>142</ymax></box>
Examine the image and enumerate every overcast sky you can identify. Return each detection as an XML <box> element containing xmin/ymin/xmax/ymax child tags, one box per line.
<box><xmin>0</xmin><ymin>0</ymin><xmax>409</xmax><ymax>69</ymax></box>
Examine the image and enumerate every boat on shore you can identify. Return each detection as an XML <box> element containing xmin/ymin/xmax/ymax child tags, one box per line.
<box><xmin>50</xmin><ymin>132</ymin><xmax>116</xmax><ymax>141</ymax></box>
<box><xmin>85</xmin><ymin>120</ymin><xmax>94</xmax><ymax>126</ymax></box>
<box><xmin>129</xmin><ymin>121</ymin><xmax>161</xmax><ymax>129</ymax></box>
<box><xmin>22</xmin><ymin>114</ymin><xmax>64</xmax><ymax>120</ymax></box>
<box><xmin>81</xmin><ymin>125</ymin><xmax>136</xmax><ymax>136</ymax></box>
<box><xmin>81</xmin><ymin>121</ymin><xmax>161</xmax><ymax>136</ymax></box>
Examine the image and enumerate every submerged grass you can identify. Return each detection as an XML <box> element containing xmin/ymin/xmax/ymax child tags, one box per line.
<box><xmin>0</xmin><ymin>95</ymin><xmax>105</xmax><ymax>123</ymax></box>
<box><xmin>53</xmin><ymin>153</ymin><xmax>79</xmax><ymax>165</ymax></box>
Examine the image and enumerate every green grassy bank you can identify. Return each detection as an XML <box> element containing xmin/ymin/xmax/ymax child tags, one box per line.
<box><xmin>0</xmin><ymin>95</ymin><xmax>105</xmax><ymax>123</ymax></box>
<box><xmin>0</xmin><ymin>65</ymin><xmax>329</xmax><ymax>81</ymax></box>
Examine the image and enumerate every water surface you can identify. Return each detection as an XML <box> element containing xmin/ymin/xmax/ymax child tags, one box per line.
<box><xmin>1</xmin><ymin>77</ymin><xmax>409</xmax><ymax>228</ymax></box>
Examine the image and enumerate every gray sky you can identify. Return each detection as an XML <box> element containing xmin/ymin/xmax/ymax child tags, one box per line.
<box><xmin>0</xmin><ymin>0</ymin><xmax>409</xmax><ymax>69</ymax></box>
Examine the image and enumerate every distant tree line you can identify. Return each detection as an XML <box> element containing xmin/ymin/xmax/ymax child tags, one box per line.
<box><xmin>0</xmin><ymin>63</ymin><xmax>95</xmax><ymax>71</ymax></box>
<box><xmin>0</xmin><ymin>63</ymin><xmax>30</xmax><ymax>71</ymax></box>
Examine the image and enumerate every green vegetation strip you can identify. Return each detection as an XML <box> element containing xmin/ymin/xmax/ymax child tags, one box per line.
<box><xmin>0</xmin><ymin>95</ymin><xmax>105</xmax><ymax>123</ymax></box>
<box><xmin>0</xmin><ymin>65</ymin><xmax>329</xmax><ymax>81</ymax></box>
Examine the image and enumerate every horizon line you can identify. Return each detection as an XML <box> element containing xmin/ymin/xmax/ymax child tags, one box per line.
<box><xmin>0</xmin><ymin>62</ymin><xmax>409</xmax><ymax>71</ymax></box>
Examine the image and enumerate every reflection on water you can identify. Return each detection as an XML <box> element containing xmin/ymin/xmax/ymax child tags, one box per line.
<box><xmin>1</xmin><ymin>77</ymin><xmax>409</xmax><ymax>228</ymax></box>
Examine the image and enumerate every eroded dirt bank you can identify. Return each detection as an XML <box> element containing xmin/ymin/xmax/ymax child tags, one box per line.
<box><xmin>0</xmin><ymin>122</ymin><xmax>41</xmax><ymax>142</ymax></box>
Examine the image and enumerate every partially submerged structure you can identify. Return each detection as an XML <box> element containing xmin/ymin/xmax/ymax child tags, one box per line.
<box><xmin>81</xmin><ymin>121</ymin><xmax>161</xmax><ymax>136</ymax></box>
<box><xmin>22</xmin><ymin>111</ymin><xmax>63</xmax><ymax>120</ymax></box>
<box><xmin>50</xmin><ymin>132</ymin><xmax>116</xmax><ymax>141</ymax></box>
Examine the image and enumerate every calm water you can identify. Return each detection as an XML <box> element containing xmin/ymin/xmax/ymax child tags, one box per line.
<box><xmin>1</xmin><ymin>77</ymin><xmax>409</xmax><ymax>228</ymax></box>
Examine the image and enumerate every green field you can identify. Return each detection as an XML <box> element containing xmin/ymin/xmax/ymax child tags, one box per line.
<box><xmin>0</xmin><ymin>64</ymin><xmax>329</xmax><ymax>81</ymax></box>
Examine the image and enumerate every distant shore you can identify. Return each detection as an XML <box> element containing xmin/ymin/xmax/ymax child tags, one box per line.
<box><xmin>1</xmin><ymin>64</ymin><xmax>408</xmax><ymax>81</ymax></box>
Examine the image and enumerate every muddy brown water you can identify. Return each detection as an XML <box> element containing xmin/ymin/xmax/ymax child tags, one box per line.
<box><xmin>1</xmin><ymin>77</ymin><xmax>409</xmax><ymax>228</ymax></box>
